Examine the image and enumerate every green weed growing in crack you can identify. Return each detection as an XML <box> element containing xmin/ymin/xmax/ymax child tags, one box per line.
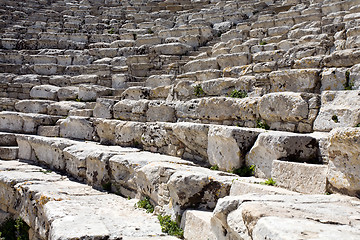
<box><xmin>256</xmin><ymin>119</ymin><xmax>270</xmax><ymax>130</ymax></box>
<box><xmin>344</xmin><ymin>70</ymin><xmax>354</xmax><ymax>90</ymax></box>
<box><xmin>158</xmin><ymin>215</ymin><xmax>184</xmax><ymax>239</ymax></box>
<box><xmin>228</xmin><ymin>89</ymin><xmax>248</xmax><ymax>98</ymax></box>
<box><xmin>210</xmin><ymin>165</ymin><xmax>219</xmax><ymax>171</ymax></box>
<box><xmin>0</xmin><ymin>217</ymin><xmax>30</xmax><ymax>240</ymax></box>
<box><xmin>260</xmin><ymin>178</ymin><xmax>276</xmax><ymax>186</ymax></box>
<box><xmin>136</xmin><ymin>197</ymin><xmax>154</xmax><ymax>213</ymax></box>
<box><xmin>332</xmin><ymin>115</ymin><xmax>339</xmax><ymax>123</ymax></box>
<box><xmin>231</xmin><ymin>165</ymin><xmax>255</xmax><ymax>177</ymax></box>
<box><xmin>102</xmin><ymin>182</ymin><xmax>112</xmax><ymax>192</ymax></box>
<box><xmin>194</xmin><ymin>84</ymin><xmax>205</xmax><ymax>97</ymax></box>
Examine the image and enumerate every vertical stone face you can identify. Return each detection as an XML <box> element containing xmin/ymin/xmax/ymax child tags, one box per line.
<box><xmin>245</xmin><ymin>131</ymin><xmax>320</xmax><ymax>178</ymax></box>
<box><xmin>326</xmin><ymin>127</ymin><xmax>360</xmax><ymax>197</ymax></box>
<box><xmin>207</xmin><ymin>126</ymin><xmax>263</xmax><ymax>171</ymax></box>
<box><xmin>271</xmin><ymin>160</ymin><xmax>328</xmax><ymax>194</ymax></box>
<box><xmin>313</xmin><ymin>90</ymin><xmax>360</xmax><ymax>132</ymax></box>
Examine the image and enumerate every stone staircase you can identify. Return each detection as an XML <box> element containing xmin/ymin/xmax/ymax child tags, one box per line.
<box><xmin>1</xmin><ymin>0</ymin><xmax>360</xmax><ymax>239</ymax></box>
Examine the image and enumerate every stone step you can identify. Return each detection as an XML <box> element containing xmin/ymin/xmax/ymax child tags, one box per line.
<box><xmin>0</xmin><ymin>159</ymin><xmax>177</xmax><ymax>240</ymax></box>
<box><xmin>184</xmin><ymin>194</ymin><xmax>360</xmax><ymax>240</ymax></box>
<box><xmin>0</xmin><ymin>111</ymin><xmax>60</xmax><ymax>134</ymax></box>
<box><xmin>15</xmin><ymin>133</ymin><xmax>238</xmax><ymax>216</ymax></box>
<box><xmin>0</xmin><ymin>146</ymin><xmax>18</xmax><ymax>160</ymax></box>
<box><xmin>97</xmin><ymin>91</ymin><xmax>320</xmax><ymax>133</ymax></box>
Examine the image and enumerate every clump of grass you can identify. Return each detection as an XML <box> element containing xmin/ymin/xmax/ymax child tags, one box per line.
<box><xmin>331</xmin><ymin>115</ymin><xmax>338</xmax><ymax>123</ymax></box>
<box><xmin>210</xmin><ymin>165</ymin><xmax>219</xmax><ymax>171</ymax></box>
<box><xmin>256</xmin><ymin>119</ymin><xmax>270</xmax><ymax>130</ymax></box>
<box><xmin>0</xmin><ymin>217</ymin><xmax>30</xmax><ymax>240</ymax></box>
<box><xmin>260</xmin><ymin>178</ymin><xmax>276</xmax><ymax>186</ymax></box>
<box><xmin>194</xmin><ymin>84</ymin><xmax>205</xmax><ymax>97</ymax></box>
<box><xmin>231</xmin><ymin>165</ymin><xmax>255</xmax><ymax>177</ymax></box>
<box><xmin>344</xmin><ymin>70</ymin><xmax>354</xmax><ymax>90</ymax></box>
<box><xmin>147</xmin><ymin>28</ymin><xmax>154</xmax><ymax>34</ymax></box>
<box><xmin>158</xmin><ymin>215</ymin><xmax>184</xmax><ymax>239</ymax></box>
<box><xmin>102</xmin><ymin>182</ymin><xmax>112</xmax><ymax>192</ymax></box>
<box><xmin>259</xmin><ymin>40</ymin><xmax>267</xmax><ymax>45</ymax></box>
<box><xmin>228</xmin><ymin>89</ymin><xmax>248</xmax><ymax>98</ymax></box>
<box><xmin>355</xmin><ymin>123</ymin><xmax>360</xmax><ymax>127</ymax></box>
<box><xmin>136</xmin><ymin>197</ymin><xmax>154</xmax><ymax>213</ymax></box>
<box><xmin>108</xmin><ymin>28</ymin><xmax>115</xmax><ymax>34</ymax></box>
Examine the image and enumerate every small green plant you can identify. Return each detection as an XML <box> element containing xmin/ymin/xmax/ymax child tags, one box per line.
<box><xmin>344</xmin><ymin>70</ymin><xmax>354</xmax><ymax>90</ymax></box>
<box><xmin>332</xmin><ymin>115</ymin><xmax>338</xmax><ymax>123</ymax></box>
<box><xmin>0</xmin><ymin>217</ymin><xmax>30</xmax><ymax>240</ymax></box>
<box><xmin>228</xmin><ymin>89</ymin><xmax>248</xmax><ymax>98</ymax></box>
<box><xmin>355</xmin><ymin>123</ymin><xmax>360</xmax><ymax>127</ymax></box>
<box><xmin>102</xmin><ymin>182</ymin><xmax>112</xmax><ymax>192</ymax></box>
<box><xmin>39</xmin><ymin>169</ymin><xmax>52</xmax><ymax>174</ymax></box>
<box><xmin>147</xmin><ymin>28</ymin><xmax>154</xmax><ymax>34</ymax></box>
<box><xmin>75</xmin><ymin>98</ymin><xmax>81</xmax><ymax>102</ymax></box>
<box><xmin>158</xmin><ymin>215</ymin><xmax>184</xmax><ymax>239</ymax></box>
<box><xmin>136</xmin><ymin>197</ymin><xmax>154</xmax><ymax>213</ymax></box>
<box><xmin>127</xmin><ymin>196</ymin><xmax>131</xmax><ymax>200</ymax></box>
<box><xmin>210</xmin><ymin>165</ymin><xmax>219</xmax><ymax>171</ymax></box>
<box><xmin>194</xmin><ymin>84</ymin><xmax>205</xmax><ymax>97</ymax></box>
<box><xmin>261</xmin><ymin>178</ymin><xmax>276</xmax><ymax>186</ymax></box>
<box><xmin>256</xmin><ymin>119</ymin><xmax>270</xmax><ymax>130</ymax></box>
<box><xmin>134</xmin><ymin>141</ymin><xmax>140</xmax><ymax>147</ymax></box>
<box><xmin>259</xmin><ymin>40</ymin><xmax>267</xmax><ymax>45</ymax></box>
<box><xmin>325</xmin><ymin>192</ymin><xmax>332</xmax><ymax>195</ymax></box>
<box><xmin>231</xmin><ymin>165</ymin><xmax>255</xmax><ymax>177</ymax></box>
<box><xmin>108</xmin><ymin>28</ymin><xmax>115</xmax><ymax>34</ymax></box>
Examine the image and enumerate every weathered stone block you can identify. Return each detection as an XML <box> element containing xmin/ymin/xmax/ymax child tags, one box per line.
<box><xmin>93</xmin><ymin>98</ymin><xmax>116</xmax><ymax>119</ymax></box>
<box><xmin>78</xmin><ymin>85</ymin><xmax>113</xmax><ymax>102</ymax></box>
<box><xmin>269</xmin><ymin>69</ymin><xmax>320</xmax><ymax>93</ymax></box>
<box><xmin>326</xmin><ymin>127</ymin><xmax>360</xmax><ymax>197</ymax></box>
<box><xmin>59</xmin><ymin>117</ymin><xmax>96</xmax><ymax>141</ymax></box>
<box><xmin>207</xmin><ymin>126</ymin><xmax>263</xmax><ymax>171</ymax></box>
<box><xmin>314</xmin><ymin>91</ymin><xmax>360</xmax><ymax>131</ymax></box>
<box><xmin>30</xmin><ymin>85</ymin><xmax>60</xmax><ymax>100</ymax></box>
<box><xmin>15</xmin><ymin>100</ymin><xmax>54</xmax><ymax>114</ymax></box>
<box><xmin>258</xmin><ymin>92</ymin><xmax>309</xmax><ymax>122</ymax></box>
<box><xmin>146</xmin><ymin>101</ymin><xmax>176</xmax><ymax>122</ymax></box>
<box><xmin>271</xmin><ymin>160</ymin><xmax>327</xmax><ymax>194</ymax></box>
<box><xmin>216</xmin><ymin>53</ymin><xmax>250</xmax><ymax>69</ymax></box>
<box><xmin>245</xmin><ymin>131</ymin><xmax>320</xmax><ymax>178</ymax></box>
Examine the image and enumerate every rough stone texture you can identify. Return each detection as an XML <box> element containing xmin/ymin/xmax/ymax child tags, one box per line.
<box><xmin>93</xmin><ymin>98</ymin><xmax>116</xmax><ymax>119</ymax></box>
<box><xmin>0</xmin><ymin>160</ymin><xmax>177</xmax><ymax>240</ymax></box>
<box><xmin>47</xmin><ymin>101</ymin><xmax>87</xmax><ymax>116</ymax></box>
<box><xmin>230</xmin><ymin>178</ymin><xmax>298</xmax><ymax>196</ymax></box>
<box><xmin>245</xmin><ymin>131</ymin><xmax>320</xmax><ymax>178</ymax></box>
<box><xmin>269</xmin><ymin>69</ymin><xmax>320</xmax><ymax>93</ymax></box>
<box><xmin>57</xmin><ymin>86</ymin><xmax>79</xmax><ymax>101</ymax></box>
<box><xmin>0</xmin><ymin>111</ymin><xmax>56</xmax><ymax>134</ymax></box>
<box><xmin>0</xmin><ymin>146</ymin><xmax>18</xmax><ymax>160</ymax></box>
<box><xmin>59</xmin><ymin>116</ymin><xmax>97</xmax><ymax>141</ymax></box>
<box><xmin>326</xmin><ymin>127</ymin><xmax>360</xmax><ymax>197</ymax></box>
<box><xmin>78</xmin><ymin>85</ymin><xmax>113</xmax><ymax>102</ymax></box>
<box><xmin>146</xmin><ymin>101</ymin><xmax>176</xmax><ymax>122</ymax></box>
<box><xmin>30</xmin><ymin>85</ymin><xmax>60</xmax><ymax>100</ymax></box>
<box><xmin>15</xmin><ymin>100</ymin><xmax>55</xmax><ymax>114</ymax></box>
<box><xmin>181</xmin><ymin>210</ymin><xmax>216</xmax><ymax>240</ymax></box>
<box><xmin>314</xmin><ymin>90</ymin><xmax>360</xmax><ymax>131</ymax></box>
<box><xmin>207</xmin><ymin>126</ymin><xmax>263</xmax><ymax>171</ymax></box>
<box><xmin>176</xmin><ymin>97</ymin><xmax>259</xmax><ymax>124</ymax></box>
<box><xmin>153</xmin><ymin>43</ymin><xmax>192</xmax><ymax>55</ymax></box>
<box><xmin>320</xmin><ymin>67</ymin><xmax>348</xmax><ymax>91</ymax></box>
<box><xmin>211</xmin><ymin>194</ymin><xmax>360</xmax><ymax>240</ymax></box>
<box><xmin>271</xmin><ymin>160</ymin><xmax>328</xmax><ymax>194</ymax></box>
